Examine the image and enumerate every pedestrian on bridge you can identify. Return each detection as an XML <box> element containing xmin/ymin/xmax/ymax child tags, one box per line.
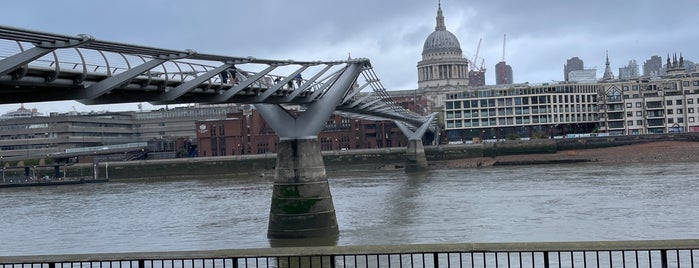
<box><xmin>294</xmin><ymin>73</ymin><xmax>303</xmax><ymax>87</ymax></box>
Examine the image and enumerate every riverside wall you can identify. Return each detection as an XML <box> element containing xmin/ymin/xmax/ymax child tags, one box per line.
<box><xmin>98</xmin><ymin>132</ymin><xmax>699</xmax><ymax>180</ymax></box>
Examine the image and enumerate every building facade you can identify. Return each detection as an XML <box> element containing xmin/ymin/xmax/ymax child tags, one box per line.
<box><xmin>442</xmin><ymin>83</ymin><xmax>601</xmax><ymax>142</ymax></box>
<box><xmin>598</xmin><ymin>73</ymin><xmax>699</xmax><ymax>135</ymax></box>
<box><xmin>643</xmin><ymin>55</ymin><xmax>663</xmax><ymax>77</ymax></box>
<box><xmin>618</xmin><ymin>60</ymin><xmax>639</xmax><ymax>80</ymax></box>
<box><xmin>0</xmin><ymin>104</ymin><xmax>237</xmax><ymax>161</ymax></box>
<box><xmin>195</xmin><ymin>109</ymin><xmax>412</xmax><ymax>157</ymax></box>
<box><xmin>564</xmin><ymin>57</ymin><xmax>585</xmax><ymax>81</ymax></box>
<box><xmin>495</xmin><ymin>61</ymin><xmax>513</xmax><ymax>85</ymax></box>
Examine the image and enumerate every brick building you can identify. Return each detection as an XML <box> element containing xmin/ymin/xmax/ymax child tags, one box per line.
<box><xmin>196</xmin><ymin>107</ymin><xmax>422</xmax><ymax>157</ymax></box>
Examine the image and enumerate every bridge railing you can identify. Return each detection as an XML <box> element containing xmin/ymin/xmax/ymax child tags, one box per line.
<box><xmin>1</xmin><ymin>240</ymin><xmax>697</xmax><ymax>268</ymax></box>
<box><xmin>1</xmin><ymin>39</ymin><xmax>320</xmax><ymax>92</ymax></box>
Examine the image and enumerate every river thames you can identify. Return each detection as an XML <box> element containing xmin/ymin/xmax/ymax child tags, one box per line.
<box><xmin>1</xmin><ymin>161</ymin><xmax>697</xmax><ymax>256</ymax></box>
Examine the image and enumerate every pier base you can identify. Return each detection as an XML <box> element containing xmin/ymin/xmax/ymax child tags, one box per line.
<box><xmin>404</xmin><ymin>139</ymin><xmax>428</xmax><ymax>172</ymax></box>
<box><xmin>267</xmin><ymin>138</ymin><xmax>339</xmax><ymax>239</ymax></box>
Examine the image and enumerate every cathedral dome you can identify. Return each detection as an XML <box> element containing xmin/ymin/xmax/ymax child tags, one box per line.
<box><xmin>421</xmin><ymin>3</ymin><xmax>463</xmax><ymax>57</ymax></box>
<box><xmin>422</xmin><ymin>30</ymin><xmax>462</xmax><ymax>55</ymax></box>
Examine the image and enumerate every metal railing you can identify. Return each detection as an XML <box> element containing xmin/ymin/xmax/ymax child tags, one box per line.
<box><xmin>1</xmin><ymin>239</ymin><xmax>697</xmax><ymax>268</ymax></box>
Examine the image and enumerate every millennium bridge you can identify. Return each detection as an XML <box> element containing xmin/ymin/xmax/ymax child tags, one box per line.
<box><xmin>0</xmin><ymin>25</ymin><xmax>437</xmax><ymax>240</ymax></box>
<box><xmin>1</xmin><ymin>26</ymin><xmax>697</xmax><ymax>267</ymax></box>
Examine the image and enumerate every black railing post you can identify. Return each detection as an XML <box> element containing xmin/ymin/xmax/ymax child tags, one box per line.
<box><xmin>433</xmin><ymin>253</ymin><xmax>439</xmax><ymax>268</ymax></box>
<box><xmin>543</xmin><ymin>252</ymin><xmax>550</xmax><ymax>268</ymax></box>
<box><xmin>137</xmin><ymin>260</ymin><xmax>145</xmax><ymax>268</ymax></box>
<box><xmin>232</xmin><ymin>257</ymin><xmax>238</xmax><ymax>268</ymax></box>
<box><xmin>48</xmin><ymin>263</ymin><xmax>55</xmax><ymax>268</ymax></box>
<box><xmin>660</xmin><ymin>249</ymin><xmax>668</xmax><ymax>268</ymax></box>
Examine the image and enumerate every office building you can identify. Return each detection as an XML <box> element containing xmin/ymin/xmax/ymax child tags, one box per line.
<box><xmin>643</xmin><ymin>55</ymin><xmax>663</xmax><ymax>77</ymax></box>
<box><xmin>0</xmin><ymin>104</ymin><xmax>237</xmax><ymax>161</ymax></box>
<box><xmin>495</xmin><ymin>61</ymin><xmax>513</xmax><ymax>85</ymax></box>
<box><xmin>442</xmin><ymin>83</ymin><xmax>601</xmax><ymax>142</ymax></box>
<box><xmin>618</xmin><ymin>60</ymin><xmax>639</xmax><ymax>80</ymax></box>
<box><xmin>564</xmin><ymin>57</ymin><xmax>585</xmax><ymax>81</ymax></box>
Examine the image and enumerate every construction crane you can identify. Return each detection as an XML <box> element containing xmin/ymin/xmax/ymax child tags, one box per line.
<box><xmin>499</xmin><ymin>34</ymin><xmax>507</xmax><ymax>84</ymax></box>
<box><xmin>468</xmin><ymin>38</ymin><xmax>486</xmax><ymax>86</ymax></box>
<box><xmin>470</xmin><ymin>38</ymin><xmax>482</xmax><ymax>71</ymax></box>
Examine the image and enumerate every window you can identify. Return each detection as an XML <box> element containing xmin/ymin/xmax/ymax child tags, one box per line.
<box><xmin>667</xmin><ymin>109</ymin><xmax>673</xmax><ymax>115</ymax></box>
<box><xmin>627</xmin><ymin>120</ymin><xmax>633</xmax><ymax>126</ymax></box>
<box><xmin>676</xmin><ymin>100</ymin><xmax>683</xmax><ymax>105</ymax></box>
<box><xmin>678</xmin><ymin>117</ymin><xmax>684</xmax><ymax>123</ymax></box>
<box><xmin>668</xmin><ymin>118</ymin><xmax>674</xmax><ymax>124</ymax></box>
<box><xmin>667</xmin><ymin>100</ymin><xmax>673</xmax><ymax>105</ymax></box>
<box><xmin>689</xmin><ymin>108</ymin><xmax>695</xmax><ymax>114</ymax></box>
<box><xmin>627</xmin><ymin>112</ymin><xmax>633</xmax><ymax>117</ymax></box>
<box><xmin>623</xmin><ymin>86</ymin><xmax>629</xmax><ymax>91</ymax></box>
<box><xmin>683</xmin><ymin>81</ymin><xmax>690</xmax><ymax>87</ymax></box>
<box><xmin>636</xmin><ymin>111</ymin><xmax>642</xmax><ymax>117</ymax></box>
<box><xmin>632</xmin><ymin>85</ymin><xmax>638</xmax><ymax>90</ymax></box>
<box><xmin>678</xmin><ymin>109</ymin><xmax>683</xmax><ymax>114</ymax></box>
<box><xmin>694</xmin><ymin>81</ymin><xmax>699</xmax><ymax>86</ymax></box>
<box><xmin>626</xmin><ymin>103</ymin><xmax>632</xmax><ymax>108</ymax></box>
<box><xmin>636</xmin><ymin>102</ymin><xmax>642</xmax><ymax>108</ymax></box>
<box><xmin>690</xmin><ymin>117</ymin><xmax>695</xmax><ymax>123</ymax></box>
<box><xmin>637</xmin><ymin>120</ymin><xmax>643</xmax><ymax>125</ymax></box>
<box><xmin>689</xmin><ymin>99</ymin><xmax>694</xmax><ymax>104</ymax></box>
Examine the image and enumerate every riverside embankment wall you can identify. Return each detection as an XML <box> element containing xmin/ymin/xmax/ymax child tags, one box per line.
<box><xmin>99</xmin><ymin>133</ymin><xmax>699</xmax><ymax>180</ymax></box>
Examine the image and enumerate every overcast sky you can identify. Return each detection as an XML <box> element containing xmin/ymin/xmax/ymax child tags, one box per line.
<box><xmin>2</xmin><ymin>0</ymin><xmax>698</xmax><ymax>113</ymax></box>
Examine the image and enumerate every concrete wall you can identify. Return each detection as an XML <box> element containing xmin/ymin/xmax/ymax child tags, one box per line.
<box><xmin>97</xmin><ymin>133</ymin><xmax>699</xmax><ymax>180</ymax></box>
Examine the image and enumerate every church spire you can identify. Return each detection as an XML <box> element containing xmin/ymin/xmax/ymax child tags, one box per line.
<box><xmin>602</xmin><ymin>50</ymin><xmax>615</xmax><ymax>81</ymax></box>
<box><xmin>435</xmin><ymin>0</ymin><xmax>446</xmax><ymax>31</ymax></box>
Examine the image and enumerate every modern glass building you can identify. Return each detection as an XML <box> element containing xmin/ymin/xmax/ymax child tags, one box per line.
<box><xmin>442</xmin><ymin>83</ymin><xmax>601</xmax><ymax>142</ymax></box>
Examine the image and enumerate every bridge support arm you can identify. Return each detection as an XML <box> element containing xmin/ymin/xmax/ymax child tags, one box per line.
<box><xmin>160</xmin><ymin>63</ymin><xmax>232</xmax><ymax>101</ymax></box>
<box><xmin>394</xmin><ymin>113</ymin><xmax>437</xmax><ymax>172</ymax></box>
<box><xmin>77</xmin><ymin>58</ymin><xmax>168</xmax><ymax>100</ymax></box>
<box><xmin>0</xmin><ymin>46</ymin><xmax>54</xmax><ymax>77</ymax></box>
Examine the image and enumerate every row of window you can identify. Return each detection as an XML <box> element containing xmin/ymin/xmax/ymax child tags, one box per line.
<box><xmin>446</xmin><ymin>85</ymin><xmax>600</xmax><ymax>100</ymax></box>
<box><xmin>614</xmin><ymin>107</ymin><xmax>698</xmax><ymax>119</ymax></box>
<box><xmin>446</xmin><ymin>95</ymin><xmax>597</xmax><ymax>110</ymax></box>
<box><xmin>445</xmin><ymin>114</ymin><xmax>598</xmax><ymax>129</ymax></box>
<box><xmin>446</xmin><ymin>105</ymin><xmax>598</xmax><ymax>119</ymax></box>
<box><xmin>614</xmin><ymin>117</ymin><xmax>697</xmax><ymax>128</ymax></box>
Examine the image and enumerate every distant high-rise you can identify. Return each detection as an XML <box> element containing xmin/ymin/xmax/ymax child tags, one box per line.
<box><xmin>468</xmin><ymin>70</ymin><xmax>486</xmax><ymax>86</ymax></box>
<box><xmin>495</xmin><ymin>61</ymin><xmax>513</xmax><ymax>84</ymax></box>
<box><xmin>568</xmin><ymin>69</ymin><xmax>597</xmax><ymax>83</ymax></box>
<box><xmin>618</xmin><ymin>60</ymin><xmax>639</xmax><ymax>80</ymax></box>
<box><xmin>564</xmin><ymin>57</ymin><xmax>584</xmax><ymax>81</ymax></box>
<box><xmin>643</xmin><ymin>55</ymin><xmax>663</xmax><ymax>77</ymax></box>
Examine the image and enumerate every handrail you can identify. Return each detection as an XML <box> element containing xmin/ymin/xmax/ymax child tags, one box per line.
<box><xmin>1</xmin><ymin>239</ymin><xmax>696</xmax><ymax>263</ymax></box>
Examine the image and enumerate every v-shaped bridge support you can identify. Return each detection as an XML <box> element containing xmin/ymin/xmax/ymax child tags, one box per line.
<box><xmin>254</xmin><ymin>62</ymin><xmax>363</xmax><ymax>239</ymax></box>
<box><xmin>395</xmin><ymin>113</ymin><xmax>437</xmax><ymax>172</ymax></box>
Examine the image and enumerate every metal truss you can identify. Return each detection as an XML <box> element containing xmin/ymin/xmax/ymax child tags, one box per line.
<box><xmin>0</xmin><ymin>25</ymin><xmax>435</xmax><ymax>132</ymax></box>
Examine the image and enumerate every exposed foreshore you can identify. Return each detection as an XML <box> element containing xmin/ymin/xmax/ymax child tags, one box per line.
<box><xmin>432</xmin><ymin>140</ymin><xmax>699</xmax><ymax>169</ymax></box>
<box><xmin>75</xmin><ymin>132</ymin><xmax>697</xmax><ymax>180</ymax></box>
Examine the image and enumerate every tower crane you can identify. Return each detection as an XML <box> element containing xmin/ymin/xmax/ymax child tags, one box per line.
<box><xmin>470</xmin><ymin>38</ymin><xmax>482</xmax><ymax>71</ymax></box>
<box><xmin>468</xmin><ymin>38</ymin><xmax>486</xmax><ymax>86</ymax></box>
<box><xmin>499</xmin><ymin>34</ymin><xmax>507</xmax><ymax>84</ymax></box>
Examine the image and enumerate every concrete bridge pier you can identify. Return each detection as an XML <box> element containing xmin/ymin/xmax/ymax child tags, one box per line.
<box><xmin>395</xmin><ymin>113</ymin><xmax>437</xmax><ymax>172</ymax></box>
<box><xmin>404</xmin><ymin>139</ymin><xmax>427</xmax><ymax>172</ymax></box>
<box><xmin>268</xmin><ymin>138</ymin><xmax>338</xmax><ymax>238</ymax></box>
<box><xmin>254</xmin><ymin>62</ymin><xmax>363</xmax><ymax>239</ymax></box>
